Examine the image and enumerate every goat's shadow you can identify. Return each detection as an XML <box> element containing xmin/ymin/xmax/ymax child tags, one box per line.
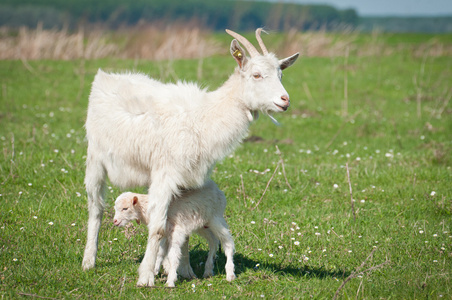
<box><xmin>134</xmin><ymin>243</ymin><xmax>349</xmax><ymax>281</ymax></box>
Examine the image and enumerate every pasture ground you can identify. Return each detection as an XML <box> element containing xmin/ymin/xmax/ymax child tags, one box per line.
<box><xmin>0</xmin><ymin>32</ymin><xmax>451</xmax><ymax>299</ymax></box>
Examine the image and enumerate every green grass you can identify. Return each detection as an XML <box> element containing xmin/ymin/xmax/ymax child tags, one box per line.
<box><xmin>1</xmin><ymin>34</ymin><xmax>451</xmax><ymax>299</ymax></box>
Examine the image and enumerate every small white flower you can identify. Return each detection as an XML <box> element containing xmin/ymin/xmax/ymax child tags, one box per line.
<box><xmin>28</xmin><ymin>183</ymin><xmax>32</xmax><ymax>186</ymax></box>
<box><xmin>430</xmin><ymin>191</ymin><xmax>436</xmax><ymax>196</ymax></box>
<box><xmin>333</xmin><ymin>184</ymin><xmax>339</xmax><ymax>189</ymax></box>
<box><xmin>48</xmin><ymin>222</ymin><xmax>54</xmax><ymax>226</ymax></box>
<box><xmin>433</xmin><ymin>234</ymin><xmax>438</xmax><ymax>237</ymax></box>
<box><xmin>360</xmin><ymin>199</ymin><xmax>365</xmax><ymax>203</ymax></box>
<box><xmin>76</xmin><ymin>192</ymin><xmax>81</xmax><ymax>197</ymax></box>
<box><xmin>33</xmin><ymin>216</ymin><xmax>37</xmax><ymax>219</ymax></box>
<box><xmin>278</xmin><ymin>245</ymin><xmax>283</xmax><ymax>249</ymax></box>
<box><xmin>294</xmin><ymin>241</ymin><xmax>300</xmax><ymax>246</ymax></box>
<box><xmin>250</xmin><ymin>221</ymin><xmax>255</xmax><ymax>224</ymax></box>
<box><xmin>13</xmin><ymin>258</ymin><xmax>18</xmax><ymax>262</ymax></box>
<box><xmin>71</xmin><ymin>223</ymin><xmax>76</xmax><ymax>226</ymax></box>
<box><xmin>269</xmin><ymin>254</ymin><xmax>274</xmax><ymax>257</ymax></box>
<box><xmin>315</xmin><ymin>232</ymin><xmax>321</xmax><ymax>236</ymax></box>
<box><xmin>419</xmin><ymin>230</ymin><xmax>424</xmax><ymax>234</ymax></box>
<box><xmin>54</xmin><ymin>149</ymin><xmax>59</xmax><ymax>153</ymax></box>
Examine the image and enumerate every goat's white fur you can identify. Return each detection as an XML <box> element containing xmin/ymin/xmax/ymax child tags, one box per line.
<box><xmin>82</xmin><ymin>28</ymin><xmax>298</xmax><ymax>286</ymax></box>
<box><xmin>113</xmin><ymin>180</ymin><xmax>235</xmax><ymax>287</ymax></box>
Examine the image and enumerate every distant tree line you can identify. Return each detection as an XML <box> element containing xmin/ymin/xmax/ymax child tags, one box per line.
<box><xmin>0</xmin><ymin>0</ymin><xmax>358</xmax><ymax>31</ymax></box>
<box><xmin>359</xmin><ymin>16</ymin><xmax>452</xmax><ymax>33</ymax></box>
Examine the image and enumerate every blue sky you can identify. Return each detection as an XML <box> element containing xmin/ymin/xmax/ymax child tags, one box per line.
<box><xmin>291</xmin><ymin>0</ymin><xmax>452</xmax><ymax>16</ymax></box>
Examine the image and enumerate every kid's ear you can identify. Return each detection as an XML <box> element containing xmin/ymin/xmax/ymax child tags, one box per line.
<box><xmin>279</xmin><ymin>52</ymin><xmax>299</xmax><ymax>71</ymax></box>
<box><xmin>230</xmin><ymin>40</ymin><xmax>248</xmax><ymax>69</ymax></box>
<box><xmin>133</xmin><ymin>196</ymin><xmax>138</xmax><ymax>206</ymax></box>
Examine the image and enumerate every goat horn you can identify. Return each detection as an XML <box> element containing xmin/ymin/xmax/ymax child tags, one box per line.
<box><xmin>225</xmin><ymin>29</ymin><xmax>260</xmax><ymax>58</ymax></box>
<box><xmin>255</xmin><ymin>28</ymin><xmax>269</xmax><ymax>55</ymax></box>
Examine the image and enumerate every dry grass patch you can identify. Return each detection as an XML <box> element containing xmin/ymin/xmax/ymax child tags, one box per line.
<box><xmin>0</xmin><ymin>23</ymin><xmax>220</xmax><ymax>60</ymax></box>
<box><xmin>0</xmin><ymin>24</ymin><xmax>119</xmax><ymax>60</ymax></box>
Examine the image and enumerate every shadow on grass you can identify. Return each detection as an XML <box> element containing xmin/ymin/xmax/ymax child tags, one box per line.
<box><xmin>96</xmin><ymin>243</ymin><xmax>349</xmax><ymax>281</ymax></box>
<box><xmin>188</xmin><ymin>246</ymin><xmax>349</xmax><ymax>280</ymax></box>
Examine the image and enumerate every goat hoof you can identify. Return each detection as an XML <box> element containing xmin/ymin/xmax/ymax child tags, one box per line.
<box><xmin>82</xmin><ymin>259</ymin><xmax>95</xmax><ymax>271</ymax></box>
<box><xmin>203</xmin><ymin>270</ymin><xmax>214</xmax><ymax>278</ymax></box>
<box><xmin>179</xmin><ymin>266</ymin><xmax>196</xmax><ymax>279</ymax></box>
<box><xmin>137</xmin><ymin>276</ymin><xmax>155</xmax><ymax>287</ymax></box>
<box><xmin>226</xmin><ymin>273</ymin><xmax>236</xmax><ymax>281</ymax></box>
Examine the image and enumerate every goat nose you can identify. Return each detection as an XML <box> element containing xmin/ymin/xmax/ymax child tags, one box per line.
<box><xmin>281</xmin><ymin>95</ymin><xmax>290</xmax><ymax>107</ymax></box>
<box><xmin>113</xmin><ymin>219</ymin><xmax>118</xmax><ymax>224</ymax></box>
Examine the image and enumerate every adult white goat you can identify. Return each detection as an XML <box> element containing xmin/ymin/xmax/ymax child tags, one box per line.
<box><xmin>113</xmin><ymin>179</ymin><xmax>235</xmax><ymax>287</ymax></box>
<box><xmin>82</xmin><ymin>28</ymin><xmax>298</xmax><ymax>286</ymax></box>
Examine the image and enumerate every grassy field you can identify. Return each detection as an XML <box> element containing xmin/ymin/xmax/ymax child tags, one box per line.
<box><xmin>0</xmin><ymin>32</ymin><xmax>451</xmax><ymax>299</ymax></box>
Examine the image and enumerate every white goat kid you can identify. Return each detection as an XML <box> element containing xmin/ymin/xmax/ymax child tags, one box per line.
<box><xmin>113</xmin><ymin>180</ymin><xmax>235</xmax><ymax>287</ymax></box>
<box><xmin>82</xmin><ymin>28</ymin><xmax>298</xmax><ymax>287</ymax></box>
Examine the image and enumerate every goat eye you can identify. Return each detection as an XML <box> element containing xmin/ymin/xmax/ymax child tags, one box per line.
<box><xmin>253</xmin><ymin>73</ymin><xmax>262</xmax><ymax>79</ymax></box>
<box><xmin>122</xmin><ymin>208</ymin><xmax>128</xmax><ymax>211</ymax></box>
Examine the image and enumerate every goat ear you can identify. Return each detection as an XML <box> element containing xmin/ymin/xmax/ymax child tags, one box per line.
<box><xmin>230</xmin><ymin>40</ymin><xmax>248</xmax><ymax>69</ymax></box>
<box><xmin>279</xmin><ymin>52</ymin><xmax>299</xmax><ymax>71</ymax></box>
<box><xmin>133</xmin><ymin>196</ymin><xmax>138</xmax><ymax>206</ymax></box>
